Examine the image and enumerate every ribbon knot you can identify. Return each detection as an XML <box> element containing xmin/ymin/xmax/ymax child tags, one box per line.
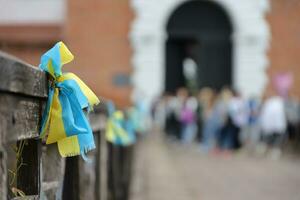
<box><xmin>39</xmin><ymin>42</ymin><xmax>100</xmax><ymax>158</ymax></box>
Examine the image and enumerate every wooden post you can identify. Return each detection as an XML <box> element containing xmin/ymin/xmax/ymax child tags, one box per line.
<box><xmin>0</xmin><ymin>142</ymin><xmax>7</xmax><ymax>200</ymax></box>
<box><xmin>99</xmin><ymin>128</ymin><xmax>108</xmax><ymax>200</ymax></box>
<box><xmin>76</xmin><ymin>104</ymin><xmax>108</xmax><ymax>200</ymax></box>
<box><xmin>0</xmin><ymin>51</ymin><xmax>130</xmax><ymax>200</ymax></box>
<box><xmin>0</xmin><ymin>52</ymin><xmax>47</xmax><ymax>199</ymax></box>
<box><xmin>40</xmin><ymin>144</ymin><xmax>65</xmax><ymax>199</ymax></box>
<box><xmin>0</xmin><ymin>111</ymin><xmax>7</xmax><ymax>199</ymax></box>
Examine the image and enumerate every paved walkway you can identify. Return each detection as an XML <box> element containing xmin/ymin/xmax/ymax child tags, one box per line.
<box><xmin>130</xmin><ymin>131</ymin><xmax>300</xmax><ymax>200</ymax></box>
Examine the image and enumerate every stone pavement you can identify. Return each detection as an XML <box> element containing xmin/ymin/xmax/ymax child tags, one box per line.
<box><xmin>130</xmin><ymin>131</ymin><xmax>300</xmax><ymax>200</ymax></box>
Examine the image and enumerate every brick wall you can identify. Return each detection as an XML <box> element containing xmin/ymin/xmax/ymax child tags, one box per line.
<box><xmin>65</xmin><ymin>0</ymin><xmax>134</xmax><ymax>107</ymax></box>
<box><xmin>0</xmin><ymin>25</ymin><xmax>62</xmax><ymax>66</ymax></box>
<box><xmin>267</xmin><ymin>0</ymin><xmax>300</xmax><ymax>97</ymax></box>
<box><xmin>0</xmin><ymin>1</ymin><xmax>133</xmax><ymax>108</ymax></box>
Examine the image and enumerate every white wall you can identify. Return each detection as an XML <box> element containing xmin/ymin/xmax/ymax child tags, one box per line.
<box><xmin>0</xmin><ymin>0</ymin><xmax>66</xmax><ymax>25</ymax></box>
<box><xmin>130</xmin><ymin>0</ymin><xmax>270</xmax><ymax>102</ymax></box>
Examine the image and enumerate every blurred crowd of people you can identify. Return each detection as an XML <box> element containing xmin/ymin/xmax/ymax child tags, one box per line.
<box><xmin>151</xmin><ymin>87</ymin><xmax>300</xmax><ymax>157</ymax></box>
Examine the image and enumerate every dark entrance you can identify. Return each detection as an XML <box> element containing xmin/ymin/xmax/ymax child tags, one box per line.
<box><xmin>165</xmin><ymin>1</ymin><xmax>233</xmax><ymax>93</ymax></box>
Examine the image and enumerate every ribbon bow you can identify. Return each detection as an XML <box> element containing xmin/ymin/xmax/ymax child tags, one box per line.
<box><xmin>105</xmin><ymin>101</ymin><xmax>135</xmax><ymax>146</ymax></box>
<box><xmin>128</xmin><ymin>102</ymin><xmax>148</xmax><ymax>134</ymax></box>
<box><xmin>39</xmin><ymin>41</ymin><xmax>100</xmax><ymax>158</ymax></box>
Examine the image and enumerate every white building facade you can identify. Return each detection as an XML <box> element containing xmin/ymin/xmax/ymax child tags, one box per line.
<box><xmin>130</xmin><ymin>0</ymin><xmax>270</xmax><ymax>103</ymax></box>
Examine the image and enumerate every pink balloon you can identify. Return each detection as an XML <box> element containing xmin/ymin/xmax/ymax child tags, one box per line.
<box><xmin>273</xmin><ymin>72</ymin><xmax>293</xmax><ymax>97</ymax></box>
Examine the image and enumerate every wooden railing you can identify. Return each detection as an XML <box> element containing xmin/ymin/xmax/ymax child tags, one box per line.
<box><xmin>0</xmin><ymin>52</ymin><xmax>134</xmax><ymax>200</ymax></box>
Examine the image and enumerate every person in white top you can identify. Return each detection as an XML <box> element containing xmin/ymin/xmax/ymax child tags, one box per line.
<box><xmin>260</xmin><ymin>96</ymin><xmax>287</xmax><ymax>136</ymax></box>
<box><xmin>259</xmin><ymin>92</ymin><xmax>287</xmax><ymax>159</ymax></box>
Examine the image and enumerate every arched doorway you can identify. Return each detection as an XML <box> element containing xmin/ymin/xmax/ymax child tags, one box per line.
<box><xmin>165</xmin><ymin>1</ymin><xmax>233</xmax><ymax>93</ymax></box>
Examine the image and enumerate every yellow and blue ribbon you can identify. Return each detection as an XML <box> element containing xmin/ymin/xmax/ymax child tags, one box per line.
<box><xmin>124</xmin><ymin>109</ymin><xmax>137</xmax><ymax>144</ymax></box>
<box><xmin>39</xmin><ymin>41</ymin><xmax>100</xmax><ymax>158</ymax></box>
<box><xmin>128</xmin><ymin>102</ymin><xmax>149</xmax><ymax>134</ymax></box>
<box><xmin>105</xmin><ymin>101</ymin><xmax>135</xmax><ymax>146</ymax></box>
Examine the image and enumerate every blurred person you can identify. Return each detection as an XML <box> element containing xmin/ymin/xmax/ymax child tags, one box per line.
<box><xmin>152</xmin><ymin>94</ymin><xmax>167</xmax><ymax>129</ymax></box>
<box><xmin>195</xmin><ymin>99</ymin><xmax>204</xmax><ymax>142</ymax></box>
<box><xmin>174</xmin><ymin>87</ymin><xmax>189</xmax><ymax>140</ymax></box>
<box><xmin>183</xmin><ymin>58</ymin><xmax>198</xmax><ymax>94</ymax></box>
<box><xmin>259</xmin><ymin>91</ymin><xmax>287</xmax><ymax>159</ymax></box>
<box><xmin>216</xmin><ymin>88</ymin><xmax>235</xmax><ymax>151</ymax></box>
<box><xmin>243</xmin><ymin>97</ymin><xmax>261</xmax><ymax>149</ymax></box>
<box><xmin>199</xmin><ymin>88</ymin><xmax>220</xmax><ymax>152</ymax></box>
<box><xmin>180</xmin><ymin>94</ymin><xmax>198</xmax><ymax>144</ymax></box>
<box><xmin>163</xmin><ymin>88</ymin><xmax>189</xmax><ymax>141</ymax></box>
<box><xmin>284</xmin><ymin>93</ymin><xmax>300</xmax><ymax>141</ymax></box>
<box><xmin>132</xmin><ymin>99</ymin><xmax>151</xmax><ymax>134</ymax></box>
<box><xmin>164</xmin><ymin>93</ymin><xmax>179</xmax><ymax>139</ymax></box>
<box><xmin>195</xmin><ymin>87</ymin><xmax>214</xmax><ymax>142</ymax></box>
<box><xmin>227</xmin><ymin>90</ymin><xmax>248</xmax><ymax>149</ymax></box>
<box><xmin>151</xmin><ymin>95</ymin><xmax>161</xmax><ymax>123</ymax></box>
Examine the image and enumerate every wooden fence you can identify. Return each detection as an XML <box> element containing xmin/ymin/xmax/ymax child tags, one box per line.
<box><xmin>0</xmin><ymin>52</ymin><xmax>134</xmax><ymax>200</ymax></box>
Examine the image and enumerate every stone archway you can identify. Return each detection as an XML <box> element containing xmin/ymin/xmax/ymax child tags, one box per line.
<box><xmin>165</xmin><ymin>1</ymin><xmax>233</xmax><ymax>93</ymax></box>
<box><xmin>130</xmin><ymin>0</ymin><xmax>270</xmax><ymax>102</ymax></box>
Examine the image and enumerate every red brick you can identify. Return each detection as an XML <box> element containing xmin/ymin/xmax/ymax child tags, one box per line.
<box><xmin>267</xmin><ymin>0</ymin><xmax>300</xmax><ymax>97</ymax></box>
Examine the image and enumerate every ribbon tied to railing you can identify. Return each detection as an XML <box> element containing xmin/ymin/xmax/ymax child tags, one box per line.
<box><xmin>39</xmin><ymin>41</ymin><xmax>100</xmax><ymax>158</ymax></box>
<box><xmin>105</xmin><ymin>101</ymin><xmax>136</xmax><ymax>146</ymax></box>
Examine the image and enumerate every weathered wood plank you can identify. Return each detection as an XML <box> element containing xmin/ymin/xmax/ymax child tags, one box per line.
<box><xmin>107</xmin><ymin>143</ymin><xmax>121</xmax><ymax>200</ymax></box>
<box><xmin>99</xmin><ymin>130</ymin><xmax>108</xmax><ymax>200</ymax></box>
<box><xmin>6</xmin><ymin>141</ymin><xmax>18</xmax><ymax>199</ymax></box>
<box><xmin>90</xmin><ymin>102</ymin><xmax>108</xmax><ymax>200</ymax></box>
<box><xmin>0</xmin><ymin>51</ymin><xmax>47</xmax><ymax>98</ymax></box>
<box><xmin>0</xmin><ymin>51</ymin><xmax>117</xmax><ymax>200</ymax></box>
<box><xmin>0</xmin><ymin>94</ymin><xmax>44</xmax><ymax>143</ymax></box>
<box><xmin>0</xmin><ymin>113</ymin><xmax>7</xmax><ymax>200</ymax></box>
<box><xmin>107</xmin><ymin>143</ymin><xmax>134</xmax><ymax>200</ymax></box>
<box><xmin>89</xmin><ymin>112</ymin><xmax>106</xmax><ymax>132</ymax></box>
<box><xmin>120</xmin><ymin>145</ymin><xmax>134</xmax><ymax>200</ymax></box>
<box><xmin>89</xmin><ymin>103</ymin><xmax>107</xmax><ymax>132</ymax></box>
<box><xmin>0</xmin><ymin>147</ymin><xmax>7</xmax><ymax>200</ymax></box>
<box><xmin>78</xmin><ymin>138</ymin><xmax>97</xmax><ymax>200</ymax></box>
<box><xmin>40</xmin><ymin>144</ymin><xmax>65</xmax><ymax>199</ymax></box>
<box><xmin>12</xmin><ymin>195</ymin><xmax>39</xmax><ymax>200</ymax></box>
<box><xmin>114</xmin><ymin>146</ymin><xmax>124</xmax><ymax>200</ymax></box>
